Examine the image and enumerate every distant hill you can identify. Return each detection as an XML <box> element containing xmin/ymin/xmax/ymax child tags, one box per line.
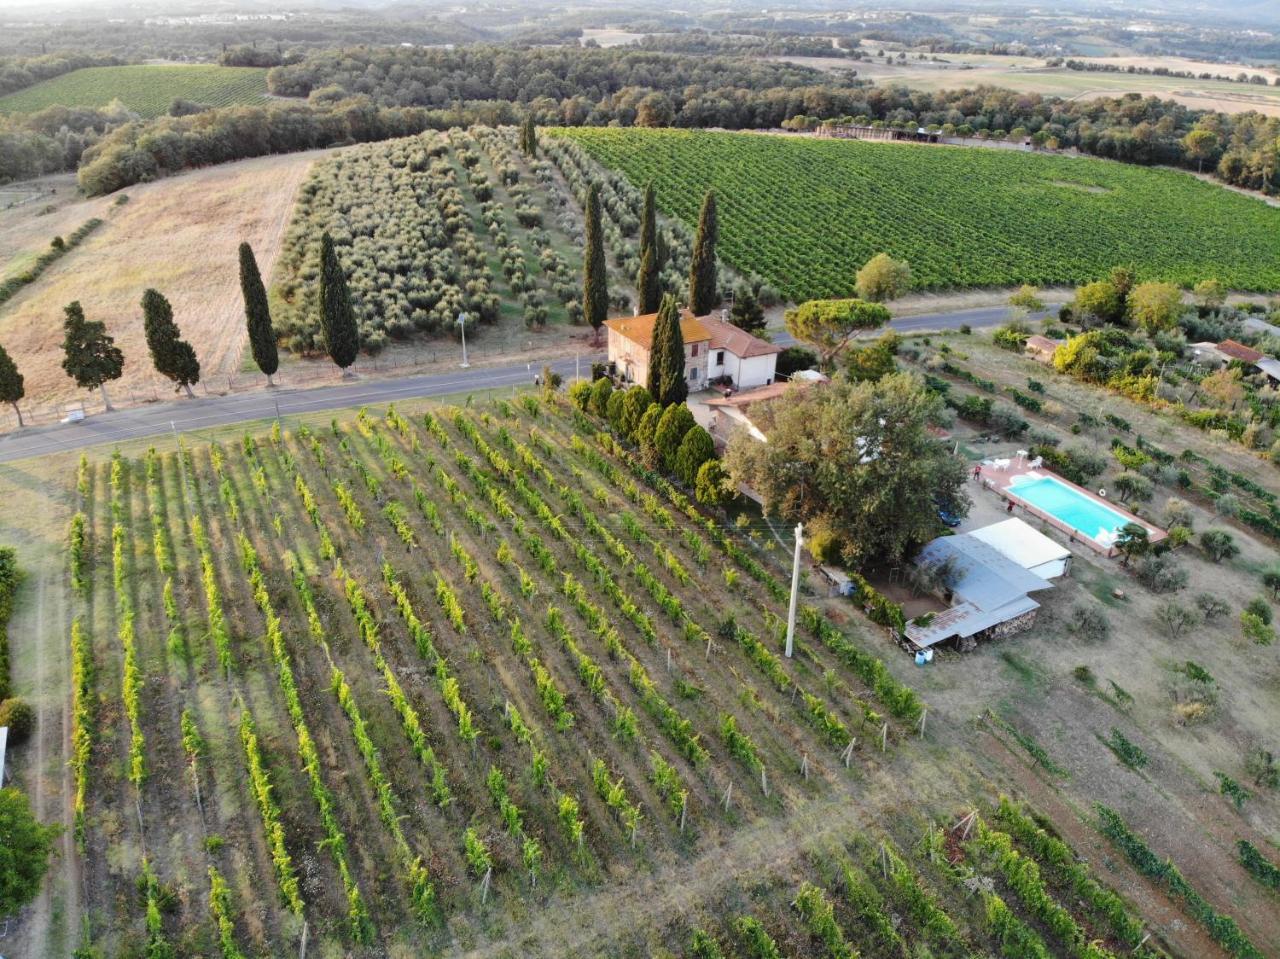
<box><xmin>0</xmin><ymin>64</ymin><xmax>269</xmax><ymax>119</ymax></box>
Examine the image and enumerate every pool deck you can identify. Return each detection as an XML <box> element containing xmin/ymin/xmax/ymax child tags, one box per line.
<box><xmin>974</xmin><ymin>462</ymin><xmax>1166</xmax><ymax>557</ymax></box>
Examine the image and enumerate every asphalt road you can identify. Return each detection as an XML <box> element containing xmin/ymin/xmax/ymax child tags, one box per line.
<box><xmin>0</xmin><ymin>303</ymin><xmax>1040</xmax><ymax>464</ymax></box>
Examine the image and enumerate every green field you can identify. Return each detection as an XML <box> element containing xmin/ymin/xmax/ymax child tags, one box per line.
<box><xmin>0</xmin><ymin>65</ymin><xmax>269</xmax><ymax>118</ymax></box>
<box><xmin>553</xmin><ymin>128</ymin><xmax>1280</xmax><ymax>298</ymax></box>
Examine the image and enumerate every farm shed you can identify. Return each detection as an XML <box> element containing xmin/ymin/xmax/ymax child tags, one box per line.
<box><xmin>967</xmin><ymin>518</ymin><xmax>1072</xmax><ymax>580</ymax></box>
<box><xmin>905</xmin><ymin>533</ymin><xmax>1054</xmax><ymax>650</ymax></box>
<box><xmin>1023</xmin><ymin>335</ymin><xmax>1061</xmax><ymax>363</ymax></box>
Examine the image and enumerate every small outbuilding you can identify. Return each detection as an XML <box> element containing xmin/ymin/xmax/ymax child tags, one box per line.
<box><xmin>967</xmin><ymin>518</ymin><xmax>1072</xmax><ymax>580</ymax></box>
<box><xmin>1023</xmin><ymin>335</ymin><xmax>1061</xmax><ymax>363</ymax></box>
<box><xmin>905</xmin><ymin>533</ymin><xmax>1054</xmax><ymax>650</ymax></box>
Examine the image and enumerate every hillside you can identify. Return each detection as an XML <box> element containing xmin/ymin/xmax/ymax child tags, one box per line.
<box><xmin>0</xmin><ymin>150</ymin><xmax>317</xmax><ymax>410</ymax></box>
<box><xmin>0</xmin><ymin>65</ymin><xmax>269</xmax><ymax>118</ymax></box>
<box><xmin>552</xmin><ymin>128</ymin><xmax>1280</xmax><ymax>300</ymax></box>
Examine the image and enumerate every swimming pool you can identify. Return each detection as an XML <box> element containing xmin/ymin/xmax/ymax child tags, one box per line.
<box><xmin>1008</xmin><ymin>475</ymin><xmax>1135</xmax><ymax>544</ymax></box>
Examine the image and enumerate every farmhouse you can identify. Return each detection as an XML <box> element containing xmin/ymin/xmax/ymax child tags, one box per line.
<box><xmin>905</xmin><ymin>525</ymin><xmax>1058</xmax><ymax>650</ymax></box>
<box><xmin>606</xmin><ymin>309</ymin><xmax>780</xmax><ymax>391</ymax></box>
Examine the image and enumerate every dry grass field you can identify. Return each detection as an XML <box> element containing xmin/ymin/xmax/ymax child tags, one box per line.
<box><xmin>0</xmin><ymin>150</ymin><xmax>326</xmax><ymax>410</ymax></box>
<box><xmin>782</xmin><ymin>47</ymin><xmax>1280</xmax><ymax>117</ymax></box>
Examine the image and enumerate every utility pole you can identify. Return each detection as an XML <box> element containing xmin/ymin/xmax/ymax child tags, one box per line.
<box><xmin>785</xmin><ymin>523</ymin><xmax>803</xmax><ymax>658</ymax></box>
<box><xmin>457</xmin><ymin>312</ymin><xmax>470</xmax><ymax>368</ymax></box>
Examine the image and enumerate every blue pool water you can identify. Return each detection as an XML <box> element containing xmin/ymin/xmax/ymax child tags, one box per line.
<box><xmin>1009</xmin><ymin>476</ymin><xmax>1133</xmax><ymax>542</ymax></box>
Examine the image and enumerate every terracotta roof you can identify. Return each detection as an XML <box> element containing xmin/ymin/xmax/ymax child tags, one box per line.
<box><xmin>605</xmin><ymin>310</ymin><xmax>709</xmax><ymax>350</ymax></box>
<box><xmin>698</xmin><ymin>314</ymin><xmax>783</xmax><ymax>358</ymax></box>
<box><xmin>705</xmin><ymin>380</ymin><xmax>810</xmax><ymax>409</ymax></box>
<box><xmin>1023</xmin><ymin>335</ymin><xmax>1060</xmax><ymax>354</ymax></box>
<box><xmin>1217</xmin><ymin>339</ymin><xmax>1263</xmax><ymax>363</ymax></box>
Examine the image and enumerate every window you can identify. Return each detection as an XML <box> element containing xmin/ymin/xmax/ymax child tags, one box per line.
<box><xmin>691</xmin><ymin>343</ymin><xmax>699</xmax><ymax>357</ymax></box>
<box><xmin>716</xmin><ymin>350</ymin><xmax>725</xmax><ymax>366</ymax></box>
<box><xmin>689</xmin><ymin>367</ymin><xmax>699</xmax><ymax>382</ymax></box>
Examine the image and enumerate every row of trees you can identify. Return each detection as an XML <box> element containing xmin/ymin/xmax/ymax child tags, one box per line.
<box><xmin>578</xmin><ymin>156</ymin><xmax>721</xmax><ymax>341</ymax></box>
<box><xmin>0</xmin><ymin>236</ymin><xmax>369</xmax><ymax>425</ymax></box>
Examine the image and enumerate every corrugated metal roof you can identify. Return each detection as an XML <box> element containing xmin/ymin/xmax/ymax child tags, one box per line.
<box><xmin>968</xmin><ymin>518</ymin><xmax>1069</xmax><ymax>571</ymax></box>
<box><xmin>1255</xmin><ymin>358</ymin><xmax>1280</xmax><ymax>382</ymax></box>
<box><xmin>916</xmin><ymin>534</ymin><xmax>1052</xmax><ymax>611</ymax></box>
<box><xmin>906</xmin><ymin>595</ymin><xmax>1041</xmax><ymax>646</ymax></box>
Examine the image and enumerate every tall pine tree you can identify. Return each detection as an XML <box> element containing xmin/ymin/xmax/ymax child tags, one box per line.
<box><xmin>688</xmin><ymin>189</ymin><xmax>719</xmax><ymax>316</ymax></box>
<box><xmin>647</xmin><ymin>294</ymin><xmax>688</xmax><ymax>406</ymax></box>
<box><xmin>635</xmin><ymin>182</ymin><xmax>661</xmax><ymax>313</ymax></box>
<box><xmin>582</xmin><ymin>184</ymin><xmax>608</xmax><ymax>343</ymax></box>
<box><xmin>238</xmin><ymin>241</ymin><xmax>278</xmax><ymax>386</ymax></box>
<box><xmin>141</xmin><ymin>288</ymin><xmax>201</xmax><ymax>397</ymax></box>
<box><xmin>61</xmin><ymin>301</ymin><xmax>124</xmax><ymax>410</ymax></box>
<box><xmin>319</xmin><ymin>232</ymin><xmax>359</xmax><ymax>373</ymax></box>
<box><xmin>0</xmin><ymin>342</ymin><xmax>24</xmax><ymax>427</ymax></box>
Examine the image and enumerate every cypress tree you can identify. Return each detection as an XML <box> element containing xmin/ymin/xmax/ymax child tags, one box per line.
<box><xmin>520</xmin><ymin>115</ymin><xmax>537</xmax><ymax>157</ymax></box>
<box><xmin>319</xmin><ymin>232</ymin><xmax>359</xmax><ymax>373</ymax></box>
<box><xmin>688</xmin><ymin>189</ymin><xmax>719</xmax><ymax>316</ymax></box>
<box><xmin>0</xmin><ymin>343</ymin><xmax>24</xmax><ymax>427</ymax></box>
<box><xmin>647</xmin><ymin>293</ymin><xmax>688</xmax><ymax>406</ymax></box>
<box><xmin>61</xmin><ymin>301</ymin><xmax>124</xmax><ymax>410</ymax></box>
<box><xmin>582</xmin><ymin>184</ymin><xmax>608</xmax><ymax>343</ymax></box>
<box><xmin>635</xmin><ymin>182</ymin><xmax>661</xmax><ymax>313</ymax></box>
<box><xmin>239</xmin><ymin>241</ymin><xmax>278</xmax><ymax>386</ymax></box>
<box><xmin>141</xmin><ymin>288</ymin><xmax>201</xmax><ymax>397</ymax></box>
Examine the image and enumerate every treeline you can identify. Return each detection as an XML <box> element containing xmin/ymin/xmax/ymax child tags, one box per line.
<box><xmin>76</xmin><ymin>101</ymin><xmax>442</xmax><ymax>196</ymax></box>
<box><xmin>634</xmin><ymin>32</ymin><xmax>847</xmax><ymax>59</ymax></box>
<box><xmin>265</xmin><ymin>44</ymin><xmax>859</xmax><ymax>104</ymax></box>
<box><xmin>0</xmin><ymin>102</ymin><xmax>135</xmax><ymax>184</ymax></box>
<box><xmin>1054</xmin><ymin>58</ymin><xmax>1277</xmax><ymax>86</ymax></box>
<box><xmin>0</xmin><ymin>51</ymin><xmax>123</xmax><ymax>97</ymax></box>
<box><xmin>0</xmin><ymin>15</ymin><xmax>486</xmax><ymax>60</ymax></box>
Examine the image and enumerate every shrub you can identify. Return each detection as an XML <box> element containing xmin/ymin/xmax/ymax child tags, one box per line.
<box><xmin>1135</xmin><ymin>554</ymin><xmax>1187</xmax><ymax>593</ymax></box>
<box><xmin>568</xmin><ymin>380</ymin><xmax>592</xmax><ymax>411</ymax></box>
<box><xmin>1165</xmin><ymin>497</ymin><xmax>1193</xmax><ymax>529</ymax></box>
<box><xmin>1102</xmin><ymin>728</ymin><xmax>1148</xmax><ymax>769</ymax></box>
<box><xmin>589</xmin><ymin>376</ymin><xmax>613</xmax><ymax>417</ymax></box>
<box><xmin>695</xmin><ymin>459</ymin><xmax>730</xmax><ymax>506</ymax></box>
<box><xmin>653</xmin><ymin>404</ymin><xmax>696</xmax><ymax>473</ymax></box>
<box><xmin>0</xmin><ymin>697</ymin><xmax>34</xmax><ymax>743</ymax></box>
<box><xmin>1245</xmin><ymin>745</ymin><xmax>1278</xmax><ymax>789</ymax></box>
<box><xmin>1199</xmin><ymin>528</ymin><xmax>1239</xmax><ymax>563</ymax></box>
<box><xmin>674</xmin><ymin>426</ymin><xmax>716</xmax><ymax>485</ymax></box>
<box><xmin>1215</xmin><ymin>492</ymin><xmax>1241</xmax><ymax>517</ymax></box>
<box><xmin>1215</xmin><ymin>772</ymin><xmax>1251</xmax><ymax>810</ymax></box>
<box><xmin>1067</xmin><ymin>603</ymin><xmax>1109</xmax><ymax>643</ymax></box>
<box><xmin>1241</xmin><ymin>611</ymin><xmax>1275</xmax><ymax>645</ymax></box>
<box><xmin>1154</xmin><ymin>602</ymin><xmax>1197</xmax><ymax>639</ymax></box>
<box><xmin>1238</xmin><ymin>841</ymin><xmax>1280</xmax><ymax>891</ymax></box>
<box><xmin>1244</xmin><ymin>597</ymin><xmax>1272</xmax><ymax>625</ymax></box>
<box><xmin>1194</xmin><ymin>592</ymin><xmax>1230</xmax><ymax>620</ymax></box>
<box><xmin>777</xmin><ymin>345</ymin><xmax>819</xmax><ymax>377</ymax></box>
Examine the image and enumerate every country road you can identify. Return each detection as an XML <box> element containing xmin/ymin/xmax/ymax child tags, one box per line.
<box><xmin>0</xmin><ymin>304</ymin><xmax>1040</xmax><ymax>464</ymax></box>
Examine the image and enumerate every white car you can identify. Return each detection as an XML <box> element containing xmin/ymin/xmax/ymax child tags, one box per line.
<box><xmin>60</xmin><ymin>409</ymin><xmax>86</xmax><ymax>424</ymax></box>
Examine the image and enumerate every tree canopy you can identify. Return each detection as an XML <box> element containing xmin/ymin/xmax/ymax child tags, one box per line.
<box><xmin>0</xmin><ymin>343</ymin><xmax>25</xmax><ymax>426</ymax></box>
<box><xmin>61</xmin><ymin>300</ymin><xmax>124</xmax><ymax>408</ymax></box>
<box><xmin>854</xmin><ymin>253</ymin><xmax>911</xmax><ymax>303</ymax></box>
<box><xmin>688</xmin><ymin>190</ymin><xmax>719</xmax><ymax>316</ymax></box>
<box><xmin>583</xmin><ymin>183</ymin><xmax>608</xmax><ymax>337</ymax></box>
<box><xmin>239</xmin><ymin>241</ymin><xmax>278</xmax><ymax>384</ymax></box>
<box><xmin>319</xmin><ymin>232</ymin><xmax>359</xmax><ymax>371</ymax></box>
<box><xmin>784</xmin><ymin>298</ymin><xmax>890</xmax><ymax>368</ymax></box>
<box><xmin>0</xmin><ymin>787</ymin><xmax>61</xmax><ymax>918</ymax></box>
<box><xmin>647</xmin><ymin>294</ymin><xmax>688</xmax><ymax>406</ymax></box>
<box><xmin>724</xmin><ymin>371</ymin><xmax>968</xmax><ymax>567</ymax></box>
<box><xmin>1126</xmin><ymin>281</ymin><xmax>1185</xmax><ymax>333</ymax></box>
<box><xmin>141</xmin><ymin>288</ymin><xmax>201</xmax><ymax>396</ymax></box>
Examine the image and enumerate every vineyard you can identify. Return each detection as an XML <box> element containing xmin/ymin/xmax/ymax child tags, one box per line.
<box><xmin>66</xmin><ymin>389</ymin><xmax>940</xmax><ymax>954</ymax></box>
<box><xmin>548</xmin><ymin>128</ymin><xmax>1280</xmax><ymax>299</ymax></box>
<box><xmin>0</xmin><ymin>65</ymin><xmax>270</xmax><ymax>118</ymax></box>
<box><xmin>41</xmin><ymin>381</ymin><xmax>1276</xmax><ymax>955</ymax></box>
